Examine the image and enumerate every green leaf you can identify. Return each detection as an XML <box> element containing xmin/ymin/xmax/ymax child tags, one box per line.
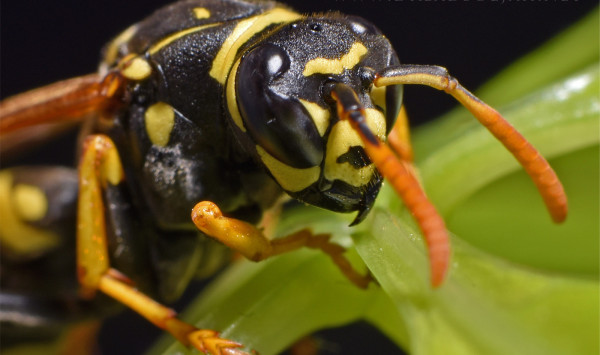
<box><xmin>355</xmin><ymin>209</ymin><xmax>598</xmax><ymax>355</ymax></box>
<box><xmin>413</xmin><ymin>9</ymin><xmax>599</xmax><ymax>159</ymax></box>
<box><xmin>150</xmin><ymin>210</ymin><xmax>410</xmax><ymax>355</ymax></box>
<box><xmin>152</xmin><ymin>10</ymin><xmax>599</xmax><ymax>355</ymax></box>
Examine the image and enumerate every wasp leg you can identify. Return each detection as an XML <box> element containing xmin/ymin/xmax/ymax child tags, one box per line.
<box><xmin>0</xmin><ymin>72</ymin><xmax>126</xmax><ymax>159</ymax></box>
<box><xmin>98</xmin><ymin>270</ymin><xmax>247</xmax><ymax>355</ymax></box>
<box><xmin>375</xmin><ymin>65</ymin><xmax>568</xmax><ymax>223</ymax></box>
<box><xmin>0</xmin><ymin>167</ymin><xmax>108</xmax><ymax>352</ymax></box>
<box><xmin>76</xmin><ymin>134</ymin><xmax>248</xmax><ymax>355</ymax></box>
<box><xmin>191</xmin><ymin>201</ymin><xmax>372</xmax><ymax>289</ymax></box>
<box><xmin>0</xmin><ymin>72</ymin><xmax>125</xmax><ymax>135</ymax></box>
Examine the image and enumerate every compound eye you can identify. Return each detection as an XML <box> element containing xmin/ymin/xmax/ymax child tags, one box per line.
<box><xmin>345</xmin><ymin>15</ymin><xmax>381</xmax><ymax>36</ymax></box>
<box><xmin>384</xmin><ymin>84</ymin><xmax>403</xmax><ymax>133</ymax></box>
<box><xmin>236</xmin><ymin>44</ymin><xmax>324</xmax><ymax>168</ymax></box>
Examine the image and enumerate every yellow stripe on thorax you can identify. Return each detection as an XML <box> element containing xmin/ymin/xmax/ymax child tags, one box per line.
<box><xmin>145</xmin><ymin>102</ymin><xmax>176</xmax><ymax>147</ymax></box>
<box><xmin>193</xmin><ymin>7</ymin><xmax>211</xmax><ymax>19</ymax></box>
<box><xmin>149</xmin><ymin>23</ymin><xmax>221</xmax><ymax>55</ymax></box>
<box><xmin>210</xmin><ymin>8</ymin><xmax>302</xmax><ymax>84</ymax></box>
<box><xmin>119</xmin><ymin>54</ymin><xmax>153</xmax><ymax>81</ymax></box>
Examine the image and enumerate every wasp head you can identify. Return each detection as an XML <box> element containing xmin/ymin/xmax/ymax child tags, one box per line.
<box><xmin>228</xmin><ymin>14</ymin><xmax>403</xmax><ymax>224</ymax></box>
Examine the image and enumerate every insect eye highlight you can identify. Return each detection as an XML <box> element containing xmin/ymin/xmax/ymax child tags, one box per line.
<box><xmin>309</xmin><ymin>23</ymin><xmax>323</xmax><ymax>32</ymax></box>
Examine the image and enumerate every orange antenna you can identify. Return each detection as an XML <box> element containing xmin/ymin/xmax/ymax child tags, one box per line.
<box><xmin>375</xmin><ymin>65</ymin><xmax>568</xmax><ymax>223</ymax></box>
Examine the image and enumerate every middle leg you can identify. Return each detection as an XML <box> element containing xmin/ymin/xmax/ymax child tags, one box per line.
<box><xmin>192</xmin><ymin>201</ymin><xmax>372</xmax><ymax>289</ymax></box>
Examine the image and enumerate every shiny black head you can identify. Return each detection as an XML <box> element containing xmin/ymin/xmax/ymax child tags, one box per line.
<box><xmin>227</xmin><ymin>14</ymin><xmax>403</xmax><ymax>224</ymax></box>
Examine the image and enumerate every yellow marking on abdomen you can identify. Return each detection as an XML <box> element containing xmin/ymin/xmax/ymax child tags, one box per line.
<box><xmin>14</xmin><ymin>184</ymin><xmax>48</xmax><ymax>221</ymax></box>
<box><xmin>256</xmin><ymin>146</ymin><xmax>320</xmax><ymax>192</ymax></box>
<box><xmin>149</xmin><ymin>23</ymin><xmax>220</xmax><ymax>55</ymax></box>
<box><xmin>0</xmin><ymin>171</ymin><xmax>59</xmax><ymax>257</ymax></box>
<box><xmin>303</xmin><ymin>42</ymin><xmax>368</xmax><ymax>77</ymax></box>
<box><xmin>145</xmin><ymin>102</ymin><xmax>175</xmax><ymax>147</ymax></box>
<box><xmin>210</xmin><ymin>8</ymin><xmax>302</xmax><ymax>84</ymax></box>
<box><xmin>324</xmin><ymin>108</ymin><xmax>386</xmax><ymax>187</ymax></box>
<box><xmin>193</xmin><ymin>7</ymin><xmax>211</xmax><ymax>19</ymax></box>
<box><xmin>299</xmin><ymin>99</ymin><xmax>330</xmax><ymax>136</ymax></box>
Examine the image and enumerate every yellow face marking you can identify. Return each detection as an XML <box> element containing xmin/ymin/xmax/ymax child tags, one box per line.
<box><xmin>210</xmin><ymin>8</ymin><xmax>302</xmax><ymax>84</ymax></box>
<box><xmin>302</xmin><ymin>42</ymin><xmax>368</xmax><ymax>77</ymax></box>
<box><xmin>226</xmin><ymin>59</ymin><xmax>246</xmax><ymax>132</ymax></box>
<box><xmin>149</xmin><ymin>23</ymin><xmax>220</xmax><ymax>55</ymax></box>
<box><xmin>145</xmin><ymin>102</ymin><xmax>175</xmax><ymax>147</ymax></box>
<box><xmin>193</xmin><ymin>7</ymin><xmax>211</xmax><ymax>19</ymax></box>
<box><xmin>0</xmin><ymin>171</ymin><xmax>59</xmax><ymax>257</ymax></box>
<box><xmin>324</xmin><ymin>108</ymin><xmax>386</xmax><ymax>187</ymax></box>
<box><xmin>14</xmin><ymin>184</ymin><xmax>48</xmax><ymax>221</ymax></box>
<box><xmin>256</xmin><ymin>146</ymin><xmax>320</xmax><ymax>192</ymax></box>
<box><xmin>120</xmin><ymin>56</ymin><xmax>152</xmax><ymax>81</ymax></box>
<box><xmin>104</xmin><ymin>25</ymin><xmax>138</xmax><ymax>66</ymax></box>
<box><xmin>370</xmin><ymin>85</ymin><xmax>386</xmax><ymax>112</ymax></box>
<box><xmin>364</xmin><ymin>108</ymin><xmax>387</xmax><ymax>140</ymax></box>
<box><xmin>299</xmin><ymin>99</ymin><xmax>330</xmax><ymax>136</ymax></box>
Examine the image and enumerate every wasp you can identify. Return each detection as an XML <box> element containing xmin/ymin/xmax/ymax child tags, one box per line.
<box><xmin>0</xmin><ymin>0</ymin><xmax>569</xmax><ymax>354</ymax></box>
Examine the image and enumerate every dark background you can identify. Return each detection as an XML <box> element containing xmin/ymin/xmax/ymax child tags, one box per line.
<box><xmin>3</xmin><ymin>0</ymin><xmax>596</xmax><ymax>123</ymax></box>
<box><xmin>1</xmin><ymin>0</ymin><xmax>596</xmax><ymax>354</ymax></box>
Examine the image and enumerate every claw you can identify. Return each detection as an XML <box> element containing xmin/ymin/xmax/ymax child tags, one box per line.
<box><xmin>189</xmin><ymin>329</ymin><xmax>249</xmax><ymax>355</ymax></box>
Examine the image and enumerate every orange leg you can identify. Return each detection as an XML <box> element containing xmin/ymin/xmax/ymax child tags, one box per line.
<box><xmin>191</xmin><ymin>201</ymin><xmax>372</xmax><ymax>289</ymax></box>
<box><xmin>76</xmin><ymin>134</ymin><xmax>248</xmax><ymax>355</ymax></box>
<box><xmin>0</xmin><ymin>72</ymin><xmax>125</xmax><ymax>135</ymax></box>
